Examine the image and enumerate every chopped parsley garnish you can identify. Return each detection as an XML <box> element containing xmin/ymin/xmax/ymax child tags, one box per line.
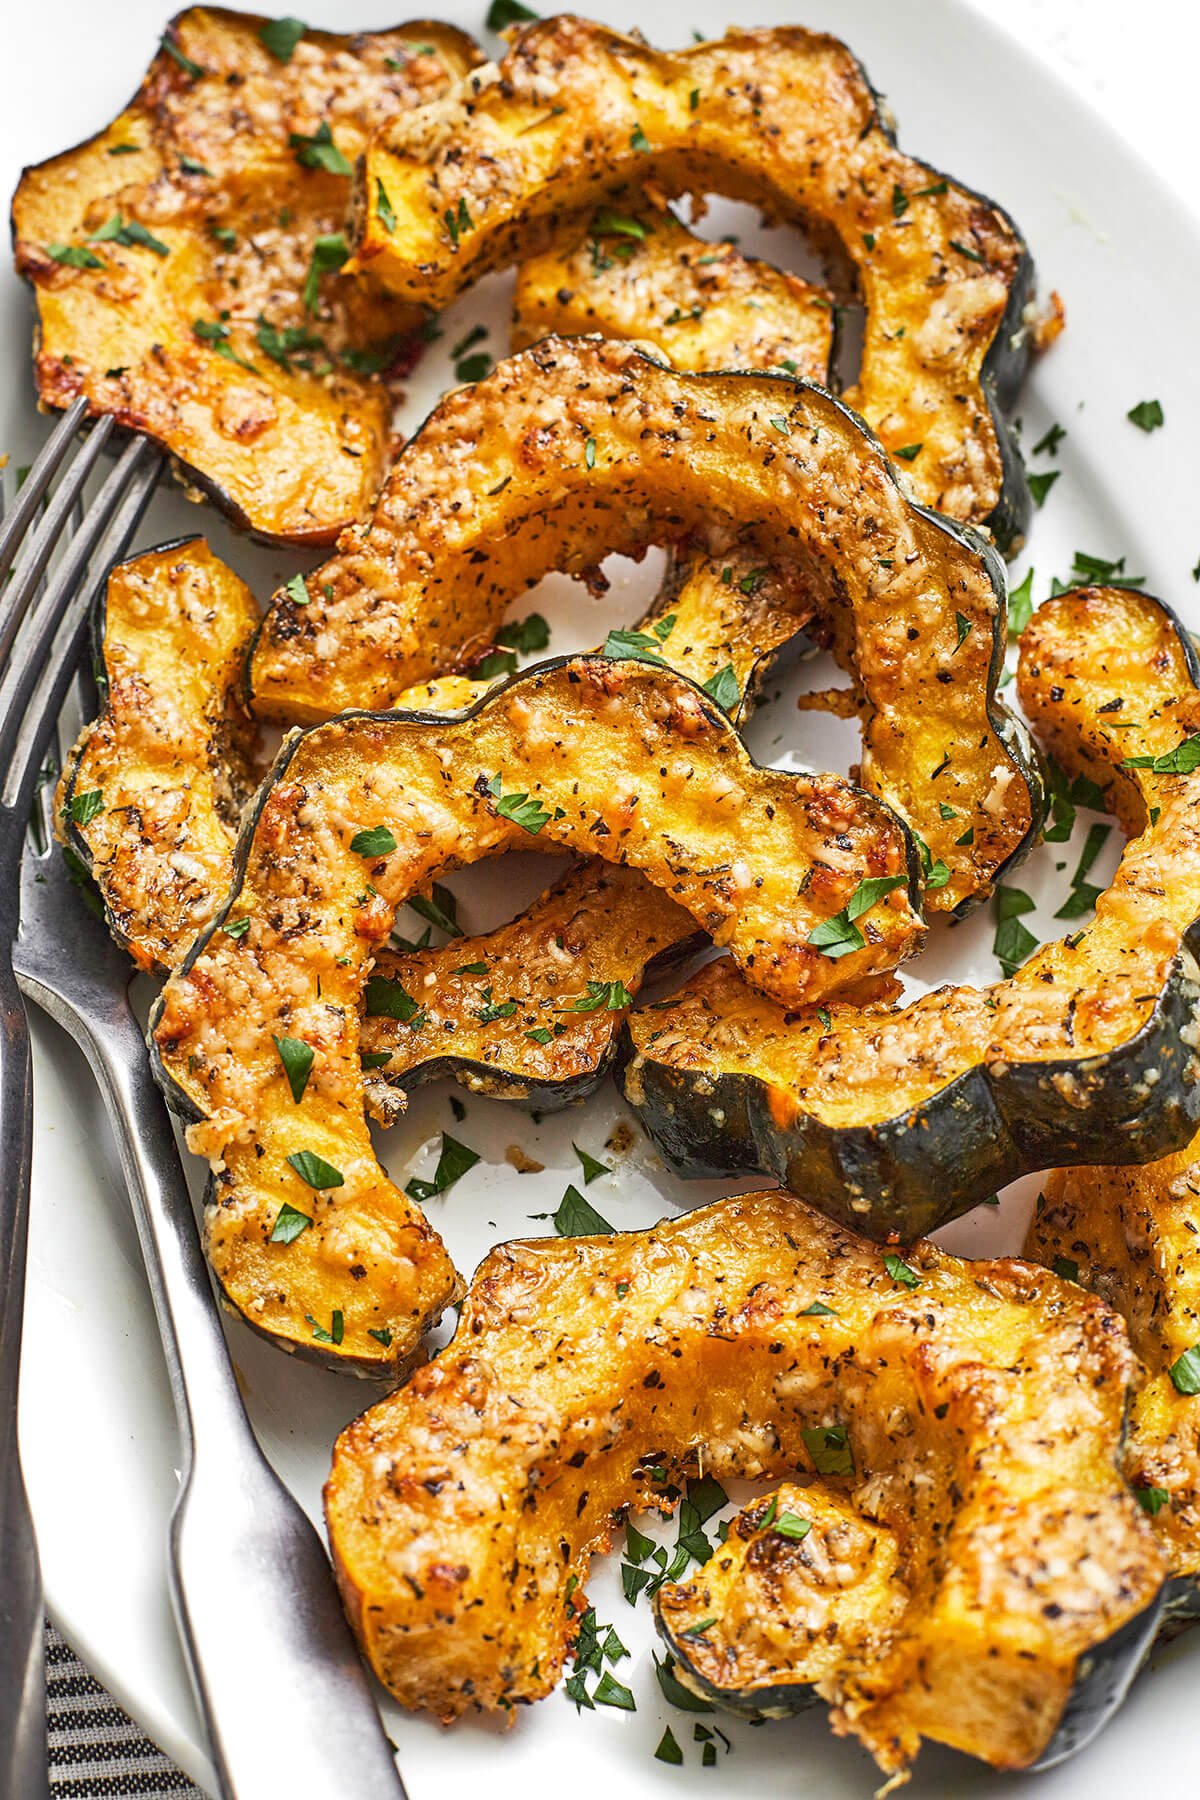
<box><xmin>270</xmin><ymin>1200</ymin><xmax>313</xmax><ymax>1243</ymax></box>
<box><xmin>67</xmin><ymin>788</ymin><xmax>104</xmax><ymax>826</ymax></box>
<box><xmin>108</xmin><ymin>142</ymin><xmax>141</xmax><ymax>155</ymax></box>
<box><xmin>368</xmin><ymin>1326</ymin><xmax>394</xmax><ymax>1348</ymax></box>
<box><xmin>287</xmin><ymin>1150</ymin><xmax>344</xmax><ymax>1189</ymax></box>
<box><xmin>592</xmin><ymin>207</ymin><xmax>649</xmax><ymax>240</ymax></box>
<box><xmin>1169</xmin><ymin>1343</ymin><xmax>1200</xmax><ymax>1395</ymax></box>
<box><xmin>408</xmin><ymin>882</ymin><xmax>462</xmax><ymax>937</ymax></box>
<box><xmin>259</xmin><ymin>16</ymin><xmax>307</xmax><ymax>60</ymax></box>
<box><xmin>993</xmin><ymin>885</ymin><xmax>1038</xmax><ymax>976</ymax></box>
<box><xmin>892</xmin><ymin>442</ymin><xmax>922</xmax><ymax>461</ymax></box>
<box><xmin>549</xmin><ymin>1184</ymin><xmax>614</xmax><ymax>1236</ymax></box>
<box><xmin>701</xmin><ymin>663</ymin><xmax>739</xmax><ymax>711</ymax></box>
<box><xmin>807</xmin><ymin>874</ymin><xmax>908</xmax><ymax>959</ymax></box>
<box><xmin>574</xmin><ymin>1143</ymin><xmax>609</xmax><ymax>1184</ymax></box>
<box><xmin>306</xmin><ymin>1308</ymin><xmax>344</xmax><ymax>1345</ymax></box>
<box><xmin>47</xmin><ymin>243</ymin><xmax>104</xmax><ymax>270</ymax></box>
<box><xmin>891</xmin><ymin>183</ymin><xmax>909</xmax><ymax>218</ymax></box>
<box><xmin>1122</xmin><ymin>735</ymin><xmax>1200</xmax><ymax>775</ymax></box>
<box><xmin>89</xmin><ymin>214</ymin><xmax>170</xmax><ymax>257</ymax></box>
<box><xmin>585</xmin><ymin>435</ymin><xmax>597</xmax><ymax>470</ymax></box>
<box><xmin>884</xmin><ymin>1252</ymin><xmax>920</xmax><ymax>1289</ymax></box>
<box><xmin>525</xmin><ymin>1026</ymin><xmax>553</xmax><ymax>1044</ymax></box>
<box><xmin>374</xmin><ymin>177</ymin><xmax>397</xmax><ymax>232</ymax></box>
<box><xmin>1135</xmin><ymin>1486</ymin><xmax>1170</xmax><ymax>1516</ymax></box>
<box><xmin>801</xmin><ymin>1422</ymin><xmax>854</xmax><ymax>1477</ymax></box>
<box><xmin>497</xmin><ymin>612</ymin><xmax>550</xmax><ymax>653</ymax></box>
<box><xmin>302</xmin><ymin>232</ymin><xmax>349</xmax><ymax>312</ymax></box>
<box><xmin>555</xmin><ymin>979</ymin><xmax>633</xmax><ymax>1012</ymax></box>
<box><xmin>604</xmin><ymin>626</ymin><xmax>664</xmax><ymax>661</ymax></box>
<box><xmin>192</xmin><ymin>318</ymin><xmax>258</xmax><ymax>373</ymax></box>
<box><xmin>1027</xmin><ymin>469</ymin><xmax>1060</xmax><ymax>508</ymax></box>
<box><xmin>256</xmin><ymin>319</ymin><xmax>325</xmax><ymax>370</ymax></box>
<box><xmin>1052</xmin><ymin>1256</ymin><xmax>1080</xmax><ymax>1282</ymax></box>
<box><xmin>405</xmin><ymin>1132</ymin><xmax>480</xmax><ymax>1202</ymax></box>
<box><xmin>949</xmin><ymin>237</ymin><xmax>985</xmax><ymax>264</ymax></box>
<box><xmin>774</xmin><ymin>1510</ymin><xmax>811</xmax><ymax>1541</ymax></box>
<box><xmin>360</xmin><ymin>1051</ymin><xmax>393</xmax><ymax>1070</ymax></box>
<box><xmin>273</xmin><ymin>1034</ymin><xmax>315</xmax><ymax>1102</ymax></box>
<box><xmin>486</xmin><ymin>0</ymin><xmax>538</xmax><ymax>25</ymax></box>
<box><xmin>1070</xmin><ymin>549</ymin><xmax>1144</xmax><ymax>587</ymax></box>
<box><xmin>289</xmin><ymin>120</ymin><xmax>352</xmax><ymax>176</ymax></box>
<box><xmin>350</xmin><ymin>824</ymin><xmax>397</xmax><ymax>857</ymax></box>
<box><xmin>282</xmin><ymin>573</ymin><xmax>310</xmax><ymax>607</ymax></box>
<box><xmin>364</xmin><ymin>975</ymin><xmax>423</xmax><ymax>1024</ymax></box>
<box><xmin>655</xmin><ymin>1728</ymin><xmax>684</xmax><ymax>1765</ymax></box>
<box><xmin>486</xmin><ymin>771</ymin><xmax>554</xmax><ymax>834</ymax></box>
<box><xmin>592</xmin><ymin>1672</ymin><xmax>635</xmax><ymax>1711</ymax></box>
<box><xmin>221</xmin><ymin>916</ymin><xmax>250</xmax><ymax>938</ymax></box>
<box><xmin>1127</xmin><ymin>398</ymin><xmax>1164</xmax><ymax>432</ymax></box>
<box><xmin>1008</xmin><ymin>566</ymin><xmax>1034</xmax><ymax>638</ymax></box>
<box><xmin>179</xmin><ymin>155</ymin><xmax>212</xmax><ymax>176</ymax></box>
<box><xmin>1032</xmin><ymin>422</ymin><xmax>1066</xmax><ymax>457</ymax></box>
<box><xmin>455</xmin><ymin>352</ymin><xmax>491</xmax><ymax>383</ymax></box>
<box><xmin>954</xmin><ymin>611</ymin><xmax>971</xmax><ymax>651</ymax></box>
<box><xmin>161</xmin><ymin>33</ymin><xmax>206</xmax><ymax>78</ymax></box>
<box><xmin>630</xmin><ymin>122</ymin><xmax>651</xmax><ymax>153</ymax></box>
<box><xmin>801</xmin><ymin>1299</ymin><xmax>836</xmax><ymax>1316</ymax></box>
<box><xmin>768</xmin><ymin>414</ymin><xmax>791</xmax><ymax>436</ymax></box>
<box><xmin>443</xmin><ymin>197</ymin><xmax>472</xmax><ymax>248</ymax></box>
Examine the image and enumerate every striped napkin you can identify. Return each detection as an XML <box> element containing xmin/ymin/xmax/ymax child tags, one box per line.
<box><xmin>45</xmin><ymin>1623</ymin><xmax>206</xmax><ymax>1798</ymax></box>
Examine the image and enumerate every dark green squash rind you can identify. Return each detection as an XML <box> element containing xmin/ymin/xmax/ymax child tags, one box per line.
<box><xmin>1031</xmin><ymin>1592</ymin><xmax>1164</xmax><ymax>1770</ymax></box>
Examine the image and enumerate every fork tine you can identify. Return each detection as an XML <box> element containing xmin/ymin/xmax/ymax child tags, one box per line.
<box><xmin>0</xmin><ymin>415</ymin><xmax>116</xmax><ymax>670</ymax></box>
<box><xmin>0</xmin><ymin>397</ymin><xmax>89</xmax><ymax>586</ymax></box>
<box><xmin>0</xmin><ymin>437</ymin><xmax>160</xmax><ymax>815</ymax></box>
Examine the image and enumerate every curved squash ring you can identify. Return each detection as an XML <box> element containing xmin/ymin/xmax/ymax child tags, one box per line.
<box><xmin>353</xmin><ymin>15</ymin><xmax>1035</xmax><ymax>543</ymax></box>
<box><xmin>149</xmin><ymin>655</ymin><xmax>920</xmax><ymax>1369</ymax></box>
<box><xmin>323</xmin><ymin>1189</ymin><xmax>1164</xmax><ymax>1776</ymax></box>
<box><xmin>513</xmin><ymin>197</ymin><xmax>837</xmax><ymax>382</ymax></box>
<box><xmin>11</xmin><ymin>8</ymin><xmax>482</xmax><ymax>545</ymax></box>
<box><xmin>250</xmin><ymin>337</ymin><xmax>1040</xmax><ymax>915</ymax></box>
<box><xmin>619</xmin><ymin>587</ymin><xmax>1200</xmax><ymax>1243</ymax></box>
<box><xmin>58</xmin><ymin>537</ymin><xmax>259</xmax><ymax>972</ymax></box>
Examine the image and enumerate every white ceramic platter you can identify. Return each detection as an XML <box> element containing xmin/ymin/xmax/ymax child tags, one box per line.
<box><xmin>5</xmin><ymin>0</ymin><xmax>1200</xmax><ymax>1793</ymax></box>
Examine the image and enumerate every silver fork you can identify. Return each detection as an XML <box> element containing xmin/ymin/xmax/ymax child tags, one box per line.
<box><xmin>6</xmin><ymin>414</ymin><xmax>406</xmax><ymax>1798</ymax></box>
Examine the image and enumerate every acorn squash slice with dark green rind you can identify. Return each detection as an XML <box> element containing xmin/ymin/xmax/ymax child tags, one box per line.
<box><xmin>353</xmin><ymin>15</ymin><xmax>1034</xmax><ymax>543</ymax></box>
<box><xmin>1027</xmin><ymin>1144</ymin><xmax>1200</xmax><ymax>1623</ymax></box>
<box><xmin>57</xmin><ymin>537</ymin><xmax>259</xmax><ymax>973</ymax></box>
<box><xmin>323</xmin><ymin>1189</ymin><xmax>1164</xmax><ymax>1777</ymax></box>
<box><xmin>11</xmin><ymin>7</ymin><xmax>482</xmax><ymax>546</ymax></box>
<box><xmin>619</xmin><ymin>587</ymin><xmax>1200</xmax><ymax>1243</ymax></box>
<box><xmin>149</xmin><ymin>656</ymin><xmax>920</xmax><ymax>1370</ymax></box>
<box><xmin>250</xmin><ymin>337</ymin><xmax>1040</xmax><ymax>915</ymax></box>
<box><xmin>58</xmin><ymin>536</ymin><xmax>810</xmax><ymax>1119</ymax></box>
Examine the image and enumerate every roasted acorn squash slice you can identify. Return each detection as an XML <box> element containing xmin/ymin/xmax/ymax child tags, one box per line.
<box><xmin>353</xmin><ymin>15</ymin><xmax>1034</xmax><ymax>542</ymax></box>
<box><xmin>11</xmin><ymin>8</ymin><xmax>481</xmax><ymax>545</ymax></box>
<box><xmin>58</xmin><ymin>538</ymin><xmax>259</xmax><ymax>972</ymax></box>
<box><xmin>513</xmin><ymin>198</ymin><xmax>836</xmax><ymax>381</ymax></box>
<box><xmin>323</xmin><ymin>1189</ymin><xmax>1164</xmax><ymax>1777</ymax></box>
<box><xmin>1027</xmin><ymin>1146</ymin><xmax>1200</xmax><ymax>1620</ymax></box>
<box><xmin>150</xmin><ymin>656</ymin><xmax>920</xmax><ymax>1368</ymax></box>
<box><xmin>619</xmin><ymin>586</ymin><xmax>1200</xmax><ymax>1242</ymax></box>
<box><xmin>251</xmin><ymin>337</ymin><xmax>1040</xmax><ymax>916</ymax></box>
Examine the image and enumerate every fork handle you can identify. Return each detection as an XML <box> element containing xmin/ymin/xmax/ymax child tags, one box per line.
<box><xmin>71</xmin><ymin>1001</ymin><xmax>406</xmax><ymax>1800</ymax></box>
<box><xmin>0</xmin><ymin>962</ymin><xmax>51</xmax><ymax>1800</ymax></box>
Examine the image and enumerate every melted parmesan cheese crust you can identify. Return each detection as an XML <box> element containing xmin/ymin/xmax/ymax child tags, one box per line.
<box><xmin>324</xmin><ymin>1189</ymin><xmax>1162</xmax><ymax>1777</ymax></box>
<box><xmin>355</xmin><ymin>16</ymin><xmax>1027</xmax><ymax>526</ymax></box>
